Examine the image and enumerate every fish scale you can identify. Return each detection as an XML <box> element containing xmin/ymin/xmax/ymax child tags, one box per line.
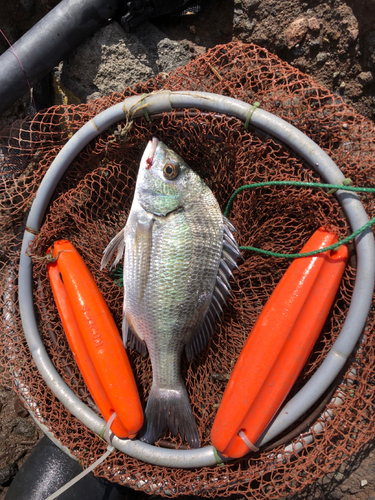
<box><xmin>101</xmin><ymin>137</ymin><xmax>241</xmax><ymax>447</ymax></box>
<box><xmin>134</xmin><ymin>207</ymin><xmax>220</xmax><ymax>381</ymax></box>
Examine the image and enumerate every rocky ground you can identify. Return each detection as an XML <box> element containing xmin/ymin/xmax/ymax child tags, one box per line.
<box><xmin>0</xmin><ymin>0</ymin><xmax>375</xmax><ymax>498</ymax></box>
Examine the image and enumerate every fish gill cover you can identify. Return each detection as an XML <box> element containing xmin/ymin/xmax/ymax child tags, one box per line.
<box><xmin>0</xmin><ymin>42</ymin><xmax>375</xmax><ymax>498</ymax></box>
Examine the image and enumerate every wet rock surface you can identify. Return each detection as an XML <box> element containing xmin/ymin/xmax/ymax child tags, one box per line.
<box><xmin>0</xmin><ymin>0</ymin><xmax>375</xmax><ymax>498</ymax></box>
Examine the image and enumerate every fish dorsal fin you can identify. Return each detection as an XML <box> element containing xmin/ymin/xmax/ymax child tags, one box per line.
<box><xmin>185</xmin><ymin>217</ymin><xmax>242</xmax><ymax>362</ymax></box>
<box><xmin>100</xmin><ymin>227</ymin><xmax>126</xmax><ymax>271</ymax></box>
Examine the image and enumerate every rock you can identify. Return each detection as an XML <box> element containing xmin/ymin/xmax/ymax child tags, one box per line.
<box><xmin>19</xmin><ymin>0</ymin><xmax>34</xmax><ymax>15</ymax></box>
<box><xmin>60</xmin><ymin>21</ymin><xmax>192</xmax><ymax>101</ymax></box>
<box><xmin>348</xmin><ymin>28</ymin><xmax>359</xmax><ymax>42</ymax></box>
<box><xmin>60</xmin><ymin>22</ymin><xmax>155</xmax><ymax>101</ymax></box>
<box><xmin>317</xmin><ymin>52</ymin><xmax>329</xmax><ymax>63</ymax></box>
<box><xmin>309</xmin><ymin>39</ymin><xmax>321</xmax><ymax>48</ymax></box>
<box><xmin>0</xmin><ymin>464</ymin><xmax>17</xmax><ymax>486</ymax></box>
<box><xmin>242</xmin><ymin>18</ymin><xmax>256</xmax><ymax>32</ymax></box>
<box><xmin>358</xmin><ymin>71</ymin><xmax>374</xmax><ymax>84</ymax></box>
<box><xmin>334</xmin><ymin>472</ymin><xmax>344</xmax><ymax>481</ymax></box>
<box><xmin>285</xmin><ymin>18</ymin><xmax>308</xmax><ymax>49</ymax></box>
<box><xmin>241</xmin><ymin>0</ymin><xmax>261</xmax><ymax>10</ymax></box>
<box><xmin>135</xmin><ymin>23</ymin><xmax>192</xmax><ymax>74</ymax></box>
<box><xmin>307</xmin><ymin>17</ymin><xmax>320</xmax><ymax>31</ymax></box>
<box><xmin>14</xmin><ymin>398</ymin><xmax>28</xmax><ymax>418</ymax></box>
<box><xmin>11</xmin><ymin>418</ymin><xmax>36</xmax><ymax>439</ymax></box>
<box><xmin>234</xmin><ymin>12</ymin><xmax>243</xmax><ymax>28</ymax></box>
<box><xmin>329</xmin><ymin>490</ymin><xmax>344</xmax><ymax>499</ymax></box>
<box><xmin>361</xmin><ymin>479</ymin><xmax>368</xmax><ymax>487</ymax></box>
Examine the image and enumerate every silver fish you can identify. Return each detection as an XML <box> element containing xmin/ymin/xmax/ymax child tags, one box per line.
<box><xmin>101</xmin><ymin>138</ymin><xmax>241</xmax><ymax>447</ymax></box>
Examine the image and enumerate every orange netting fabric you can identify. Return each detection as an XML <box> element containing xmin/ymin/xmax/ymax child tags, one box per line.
<box><xmin>1</xmin><ymin>42</ymin><xmax>375</xmax><ymax>498</ymax></box>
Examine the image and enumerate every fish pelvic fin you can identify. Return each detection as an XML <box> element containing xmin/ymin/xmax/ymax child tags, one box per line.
<box><xmin>140</xmin><ymin>384</ymin><xmax>200</xmax><ymax>448</ymax></box>
<box><xmin>101</xmin><ymin>227</ymin><xmax>126</xmax><ymax>271</ymax></box>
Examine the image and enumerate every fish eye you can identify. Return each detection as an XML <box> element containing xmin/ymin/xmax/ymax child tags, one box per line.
<box><xmin>163</xmin><ymin>162</ymin><xmax>180</xmax><ymax>180</ymax></box>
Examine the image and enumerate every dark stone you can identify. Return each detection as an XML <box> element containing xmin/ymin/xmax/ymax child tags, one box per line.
<box><xmin>328</xmin><ymin>490</ymin><xmax>344</xmax><ymax>499</ymax></box>
<box><xmin>11</xmin><ymin>418</ymin><xmax>36</xmax><ymax>439</ymax></box>
<box><xmin>14</xmin><ymin>398</ymin><xmax>29</xmax><ymax>418</ymax></box>
<box><xmin>358</xmin><ymin>71</ymin><xmax>374</xmax><ymax>84</ymax></box>
<box><xmin>0</xmin><ymin>463</ymin><xmax>18</xmax><ymax>486</ymax></box>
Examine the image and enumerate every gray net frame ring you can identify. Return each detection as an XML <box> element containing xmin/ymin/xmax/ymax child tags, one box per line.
<box><xmin>18</xmin><ymin>91</ymin><xmax>375</xmax><ymax>469</ymax></box>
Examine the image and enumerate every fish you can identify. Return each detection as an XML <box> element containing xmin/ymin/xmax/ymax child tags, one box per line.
<box><xmin>101</xmin><ymin>137</ymin><xmax>241</xmax><ymax>448</ymax></box>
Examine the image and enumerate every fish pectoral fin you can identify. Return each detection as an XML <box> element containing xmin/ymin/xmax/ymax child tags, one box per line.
<box><xmin>101</xmin><ymin>227</ymin><xmax>126</xmax><ymax>270</ymax></box>
<box><xmin>133</xmin><ymin>217</ymin><xmax>154</xmax><ymax>302</ymax></box>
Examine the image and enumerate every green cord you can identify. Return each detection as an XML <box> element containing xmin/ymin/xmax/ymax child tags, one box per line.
<box><xmin>110</xmin><ymin>179</ymin><xmax>375</xmax><ymax>280</ymax></box>
<box><xmin>244</xmin><ymin>101</ymin><xmax>261</xmax><ymax>130</ymax></box>
<box><xmin>224</xmin><ymin>180</ymin><xmax>375</xmax><ymax>258</ymax></box>
<box><xmin>141</xmin><ymin>94</ymin><xmax>151</xmax><ymax>122</ymax></box>
<box><xmin>326</xmin><ymin>177</ymin><xmax>352</xmax><ymax>195</ymax></box>
<box><xmin>212</xmin><ymin>446</ymin><xmax>226</xmax><ymax>466</ymax></box>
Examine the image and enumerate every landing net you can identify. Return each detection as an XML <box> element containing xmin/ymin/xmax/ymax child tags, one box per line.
<box><xmin>1</xmin><ymin>42</ymin><xmax>374</xmax><ymax>498</ymax></box>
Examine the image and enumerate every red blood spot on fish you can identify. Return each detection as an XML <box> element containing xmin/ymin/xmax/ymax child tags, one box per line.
<box><xmin>146</xmin><ymin>158</ymin><xmax>152</xmax><ymax>169</ymax></box>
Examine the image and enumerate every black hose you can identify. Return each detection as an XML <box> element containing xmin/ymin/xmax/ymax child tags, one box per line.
<box><xmin>4</xmin><ymin>436</ymin><xmax>144</xmax><ymax>500</ymax></box>
<box><xmin>0</xmin><ymin>0</ymin><xmax>120</xmax><ymax>116</ymax></box>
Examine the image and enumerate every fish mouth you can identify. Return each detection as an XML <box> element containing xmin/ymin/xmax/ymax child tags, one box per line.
<box><xmin>149</xmin><ymin>137</ymin><xmax>158</xmax><ymax>157</ymax></box>
<box><xmin>145</xmin><ymin>137</ymin><xmax>159</xmax><ymax>168</ymax></box>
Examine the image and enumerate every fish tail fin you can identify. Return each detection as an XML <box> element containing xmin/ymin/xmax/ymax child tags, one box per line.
<box><xmin>140</xmin><ymin>384</ymin><xmax>200</xmax><ymax>448</ymax></box>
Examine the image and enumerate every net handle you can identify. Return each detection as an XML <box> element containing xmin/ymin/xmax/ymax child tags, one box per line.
<box><xmin>18</xmin><ymin>90</ymin><xmax>375</xmax><ymax>467</ymax></box>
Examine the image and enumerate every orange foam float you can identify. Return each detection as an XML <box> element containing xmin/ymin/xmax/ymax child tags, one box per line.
<box><xmin>211</xmin><ymin>227</ymin><xmax>348</xmax><ymax>459</ymax></box>
<box><xmin>47</xmin><ymin>239</ymin><xmax>143</xmax><ymax>439</ymax></box>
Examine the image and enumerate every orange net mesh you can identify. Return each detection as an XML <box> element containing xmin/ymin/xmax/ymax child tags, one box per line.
<box><xmin>1</xmin><ymin>42</ymin><xmax>375</xmax><ymax>498</ymax></box>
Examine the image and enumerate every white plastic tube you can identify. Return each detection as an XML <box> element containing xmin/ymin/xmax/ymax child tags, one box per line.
<box><xmin>45</xmin><ymin>445</ymin><xmax>115</xmax><ymax>500</ymax></box>
<box><xmin>18</xmin><ymin>91</ymin><xmax>375</xmax><ymax>468</ymax></box>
